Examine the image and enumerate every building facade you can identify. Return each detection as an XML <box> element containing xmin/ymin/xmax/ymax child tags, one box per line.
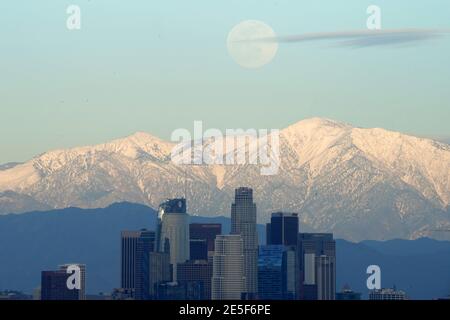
<box><xmin>297</xmin><ymin>233</ymin><xmax>336</xmax><ymax>300</ymax></box>
<box><xmin>189</xmin><ymin>223</ymin><xmax>222</xmax><ymax>255</ymax></box>
<box><xmin>157</xmin><ymin>198</ymin><xmax>190</xmax><ymax>282</ymax></box>
<box><xmin>258</xmin><ymin>245</ymin><xmax>283</xmax><ymax>300</ymax></box>
<box><xmin>189</xmin><ymin>239</ymin><xmax>208</xmax><ymax>261</ymax></box>
<box><xmin>212</xmin><ymin>234</ymin><xmax>246</xmax><ymax>300</ymax></box>
<box><xmin>177</xmin><ymin>259</ymin><xmax>213</xmax><ymax>300</ymax></box>
<box><xmin>266</xmin><ymin>212</ymin><xmax>299</xmax><ymax>246</ymax></box>
<box><xmin>231</xmin><ymin>187</ymin><xmax>258</xmax><ymax>297</ymax></box>
<box><xmin>149</xmin><ymin>251</ymin><xmax>171</xmax><ymax>299</ymax></box>
<box><xmin>258</xmin><ymin>245</ymin><xmax>297</xmax><ymax>300</ymax></box>
<box><xmin>41</xmin><ymin>264</ymin><xmax>86</xmax><ymax>301</ymax></box>
<box><xmin>120</xmin><ymin>229</ymin><xmax>155</xmax><ymax>299</ymax></box>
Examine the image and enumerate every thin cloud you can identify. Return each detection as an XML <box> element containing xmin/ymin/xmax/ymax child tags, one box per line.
<box><xmin>252</xmin><ymin>29</ymin><xmax>450</xmax><ymax>48</ymax></box>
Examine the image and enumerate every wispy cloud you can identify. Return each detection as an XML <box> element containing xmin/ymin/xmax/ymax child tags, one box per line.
<box><xmin>253</xmin><ymin>29</ymin><xmax>450</xmax><ymax>48</ymax></box>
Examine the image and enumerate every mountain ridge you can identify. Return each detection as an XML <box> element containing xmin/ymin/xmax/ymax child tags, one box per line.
<box><xmin>0</xmin><ymin>118</ymin><xmax>449</xmax><ymax>241</ymax></box>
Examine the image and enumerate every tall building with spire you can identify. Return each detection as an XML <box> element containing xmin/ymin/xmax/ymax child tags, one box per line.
<box><xmin>231</xmin><ymin>187</ymin><xmax>258</xmax><ymax>297</ymax></box>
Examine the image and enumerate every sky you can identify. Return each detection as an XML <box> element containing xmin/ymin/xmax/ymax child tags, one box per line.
<box><xmin>0</xmin><ymin>0</ymin><xmax>449</xmax><ymax>164</ymax></box>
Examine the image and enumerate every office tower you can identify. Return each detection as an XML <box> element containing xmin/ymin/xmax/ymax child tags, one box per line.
<box><xmin>59</xmin><ymin>264</ymin><xmax>86</xmax><ymax>300</ymax></box>
<box><xmin>266</xmin><ymin>212</ymin><xmax>299</xmax><ymax>246</ymax></box>
<box><xmin>149</xmin><ymin>251</ymin><xmax>171</xmax><ymax>299</ymax></box>
<box><xmin>190</xmin><ymin>239</ymin><xmax>208</xmax><ymax>260</ymax></box>
<box><xmin>189</xmin><ymin>223</ymin><xmax>222</xmax><ymax>255</ymax></box>
<box><xmin>121</xmin><ymin>229</ymin><xmax>155</xmax><ymax>299</ymax></box>
<box><xmin>369</xmin><ymin>287</ymin><xmax>408</xmax><ymax>300</ymax></box>
<box><xmin>157</xmin><ymin>198</ymin><xmax>190</xmax><ymax>282</ymax></box>
<box><xmin>258</xmin><ymin>245</ymin><xmax>297</xmax><ymax>300</ymax></box>
<box><xmin>283</xmin><ymin>247</ymin><xmax>297</xmax><ymax>300</ymax></box>
<box><xmin>297</xmin><ymin>233</ymin><xmax>336</xmax><ymax>300</ymax></box>
<box><xmin>258</xmin><ymin>245</ymin><xmax>283</xmax><ymax>300</ymax></box>
<box><xmin>336</xmin><ymin>286</ymin><xmax>362</xmax><ymax>300</ymax></box>
<box><xmin>316</xmin><ymin>255</ymin><xmax>334</xmax><ymax>300</ymax></box>
<box><xmin>41</xmin><ymin>267</ymin><xmax>84</xmax><ymax>300</ymax></box>
<box><xmin>121</xmin><ymin>230</ymin><xmax>140</xmax><ymax>294</ymax></box>
<box><xmin>212</xmin><ymin>234</ymin><xmax>246</xmax><ymax>300</ymax></box>
<box><xmin>231</xmin><ymin>187</ymin><xmax>258</xmax><ymax>297</ymax></box>
<box><xmin>136</xmin><ymin>230</ymin><xmax>155</xmax><ymax>300</ymax></box>
<box><xmin>177</xmin><ymin>259</ymin><xmax>213</xmax><ymax>300</ymax></box>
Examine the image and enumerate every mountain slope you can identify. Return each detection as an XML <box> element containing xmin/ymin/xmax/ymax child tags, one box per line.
<box><xmin>0</xmin><ymin>118</ymin><xmax>449</xmax><ymax>241</ymax></box>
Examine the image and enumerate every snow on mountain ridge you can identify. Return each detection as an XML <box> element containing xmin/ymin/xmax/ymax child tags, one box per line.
<box><xmin>0</xmin><ymin>131</ymin><xmax>174</xmax><ymax>192</ymax></box>
<box><xmin>351</xmin><ymin>127</ymin><xmax>450</xmax><ymax>206</ymax></box>
<box><xmin>0</xmin><ymin>117</ymin><xmax>449</xmax><ymax>241</ymax></box>
<box><xmin>0</xmin><ymin>118</ymin><xmax>448</xmax><ymax>205</ymax></box>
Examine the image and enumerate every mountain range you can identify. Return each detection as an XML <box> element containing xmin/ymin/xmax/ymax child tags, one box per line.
<box><xmin>0</xmin><ymin>118</ymin><xmax>449</xmax><ymax>241</ymax></box>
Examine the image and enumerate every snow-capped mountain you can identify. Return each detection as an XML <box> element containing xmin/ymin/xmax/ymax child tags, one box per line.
<box><xmin>1</xmin><ymin>118</ymin><xmax>449</xmax><ymax>241</ymax></box>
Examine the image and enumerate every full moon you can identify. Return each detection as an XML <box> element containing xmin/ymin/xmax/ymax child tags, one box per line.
<box><xmin>227</xmin><ymin>20</ymin><xmax>278</xmax><ymax>69</ymax></box>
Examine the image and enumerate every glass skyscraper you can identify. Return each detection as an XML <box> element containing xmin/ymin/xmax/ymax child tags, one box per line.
<box><xmin>258</xmin><ymin>245</ymin><xmax>297</xmax><ymax>300</ymax></box>
<box><xmin>258</xmin><ymin>245</ymin><xmax>284</xmax><ymax>300</ymax></box>
<box><xmin>120</xmin><ymin>229</ymin><xmax>155</xmax><ymax>300</ymax></box>
<box><xmin>266</xmin><ymin>212</ymin><xmax>299</xmax><ymax>246</ymax></box>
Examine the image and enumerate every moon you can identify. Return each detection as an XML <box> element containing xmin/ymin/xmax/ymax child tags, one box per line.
<box><xmin>227</xmin><ymin>20</ymin><xmax>278</xmax><ymax>69</ymax></box>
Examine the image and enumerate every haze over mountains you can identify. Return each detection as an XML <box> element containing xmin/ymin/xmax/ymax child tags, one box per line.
<box><xmin>0</xmin><ymin>118</ymin><xmax>449</xmax><ymax>241</ymax></box>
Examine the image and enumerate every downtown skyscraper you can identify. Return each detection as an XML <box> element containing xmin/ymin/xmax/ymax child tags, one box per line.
<box><xmin>266</xmin><ymin>212</ymin><xmax>299</xmax><ymax>246</ymax></box>
<box><xmin>297</xmin><ymin>233</ymin><xmax>336</xmax><ymax>300</ymax></box>
<box><xmin>231</xmin><ymin>187</ymin><xmax>258</xmax><ymax>298</ymax></box>
<box><xmin>121</xmin><ymin>229</ymin><xmax>155</xmax><ymax>300</ymax></box>
<box><xmin>212</xmin><ymin>234</ymin><xmax>246</xmax><ymax>300</ymax></box>
<box><xmin>157</xmin><ymin>198</ymin><xmax>190</xmax><ymax>282</ymax></box>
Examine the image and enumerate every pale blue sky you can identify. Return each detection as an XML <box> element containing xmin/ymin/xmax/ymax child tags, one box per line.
<box><xmin>0</xmin><ymin>0</ymin><xmax>449</xmax><ymax>163</ymax></box>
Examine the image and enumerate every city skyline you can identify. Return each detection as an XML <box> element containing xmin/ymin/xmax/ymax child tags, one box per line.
<box><xmin>30</xmin><ymin>191</ymin><xmax>408</xmax><ymax>300</ymax></box>
<box><xmin>68</xmin><ymin>189</ymin><xmax>338</xmax><ymax>300</ymax></box>
<box><xmin>0</xmin><ymin>197</ymin><xmax>449</xmax><ymax>300</ymax></box>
